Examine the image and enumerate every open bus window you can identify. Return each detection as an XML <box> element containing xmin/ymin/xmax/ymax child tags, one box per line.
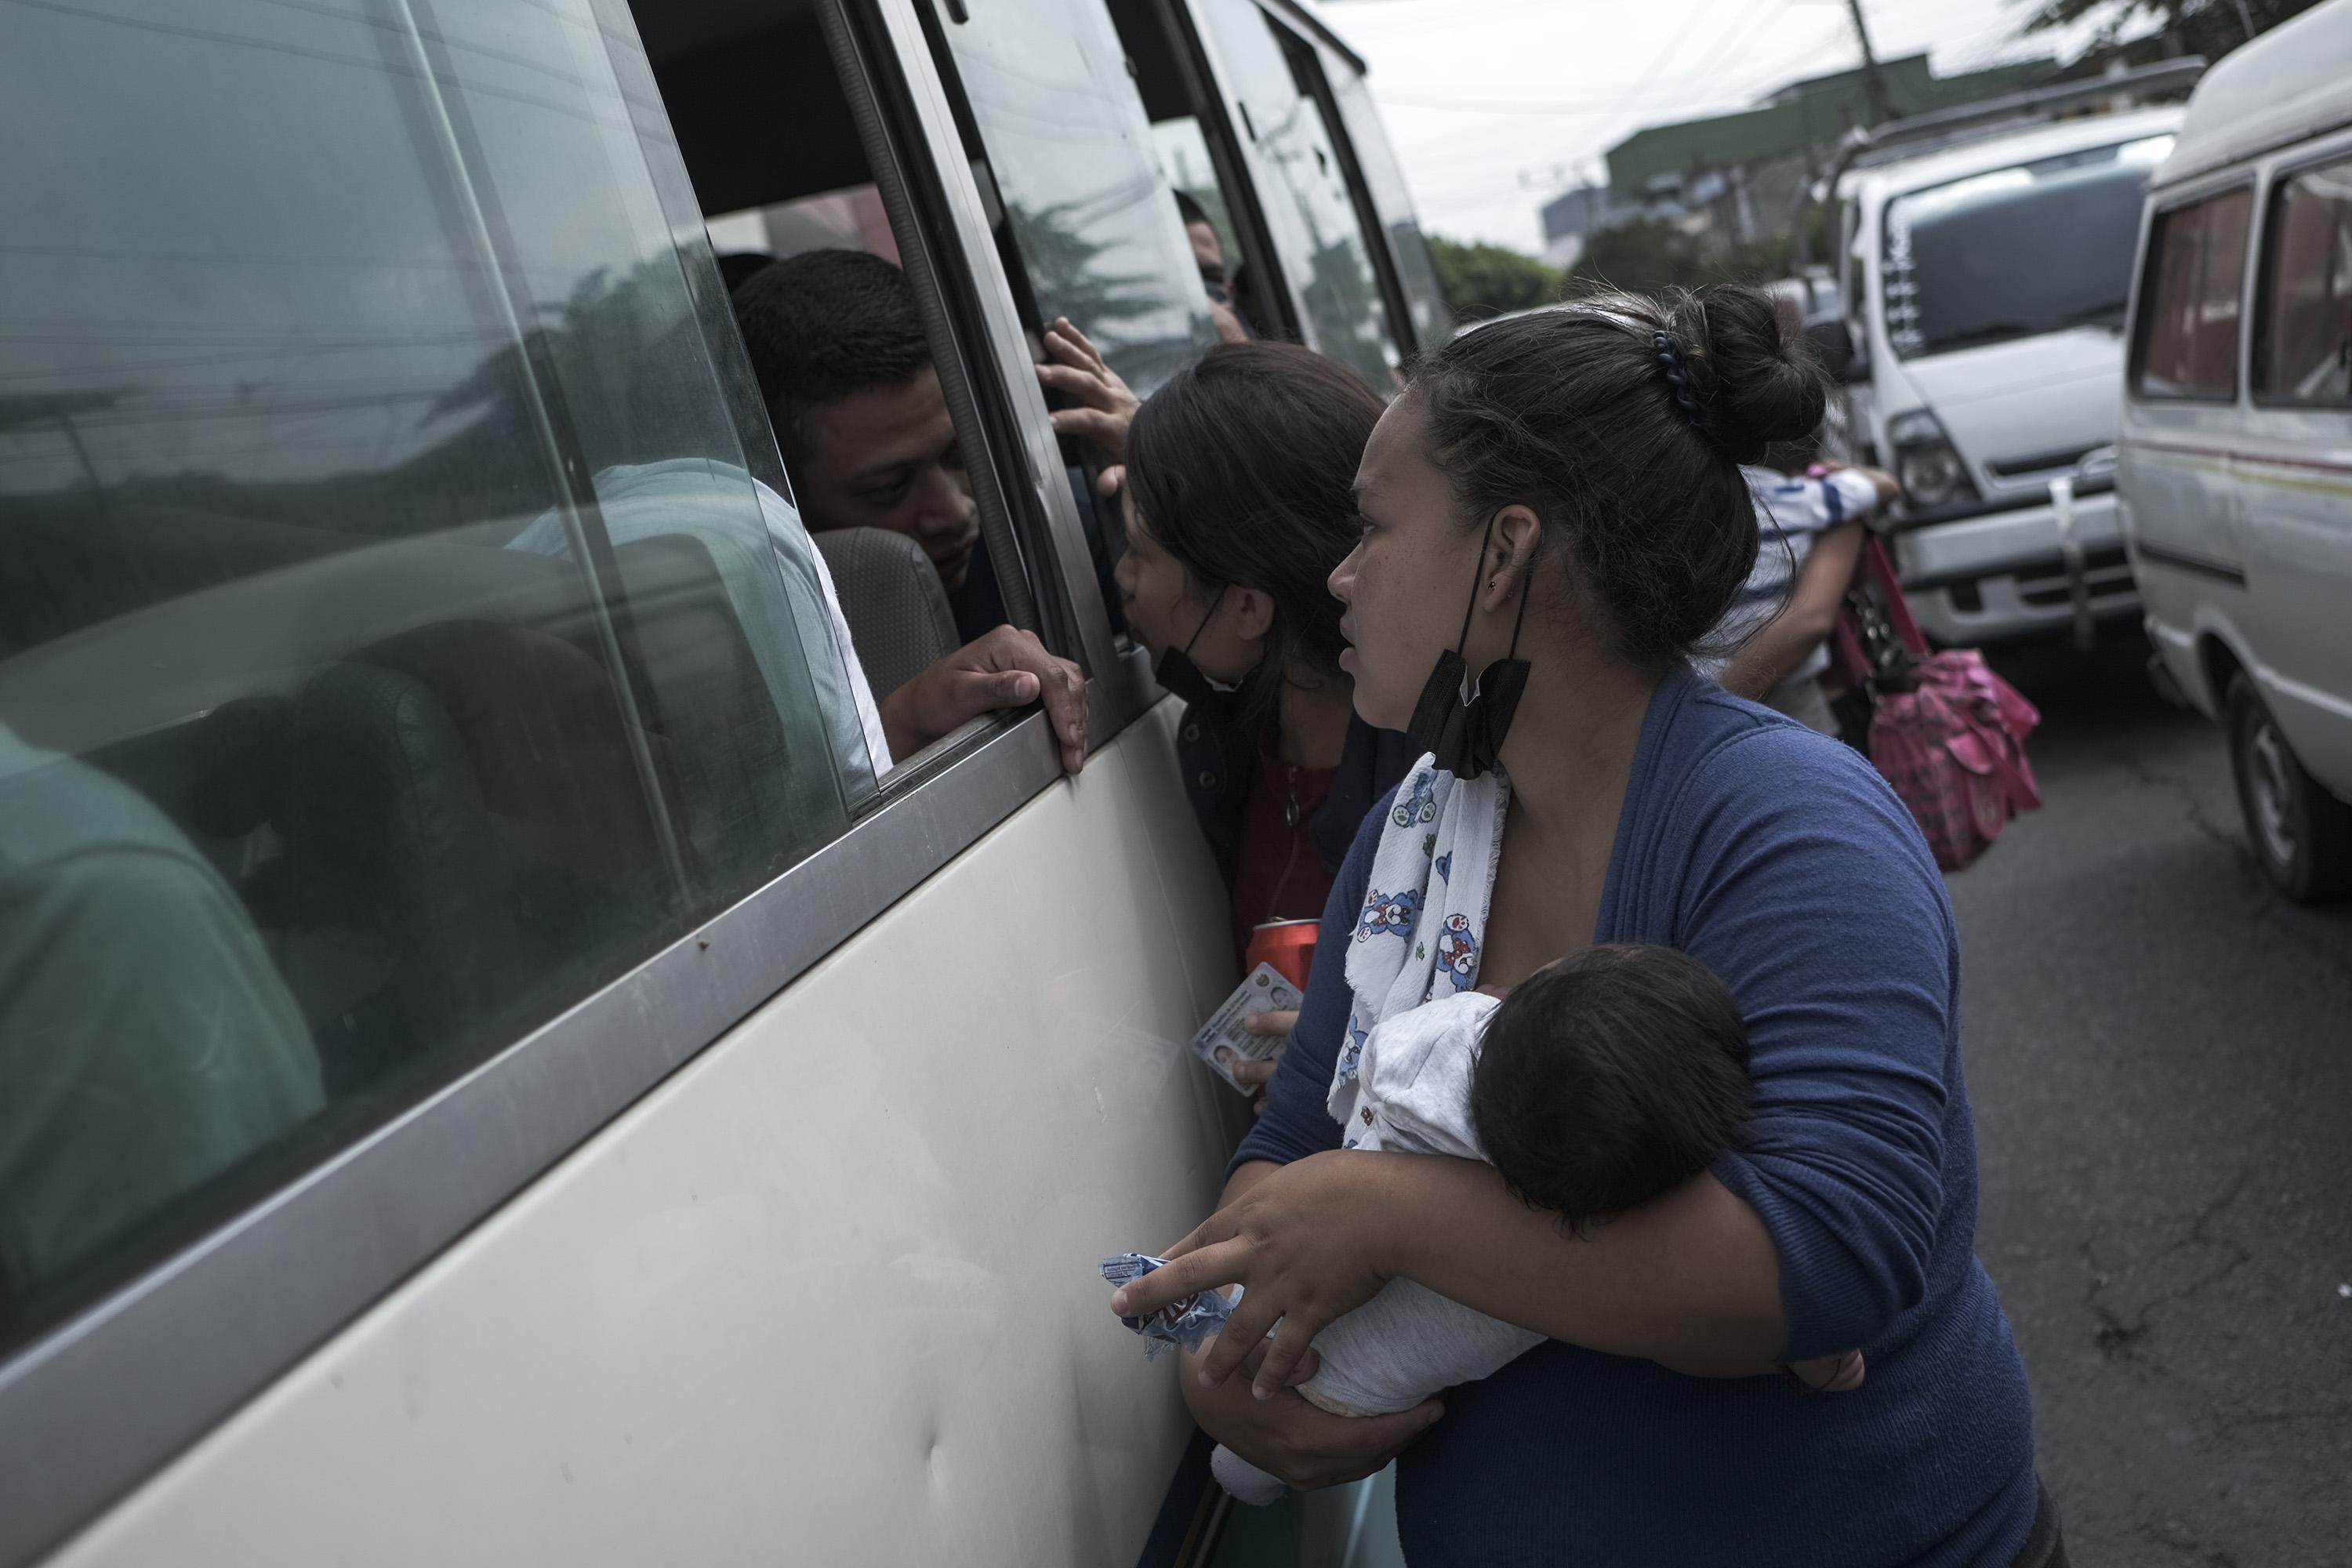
<box><xmin>637</xmin><ymin>0</ymin><xmax>1072</xmax><ymax>677</ymax></box>
<box><xmin>706</xmin><ymin>185</ymin><xmax>906</xmax><ymax>281</ymax></box>
<box><xmin>0</xmin><ymin>0</ymin><xmax>864</xmax><ymax>1346</ymax></box>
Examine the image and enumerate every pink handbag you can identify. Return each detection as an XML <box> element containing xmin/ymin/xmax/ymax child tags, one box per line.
<box><xmin>1829</xmin><ymin>534</ymin><xmax>2042</xmax><ymax>872</ymax></box>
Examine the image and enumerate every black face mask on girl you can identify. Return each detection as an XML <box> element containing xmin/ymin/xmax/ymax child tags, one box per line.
<box><xmin>1153</xmin><ymin>584</ymin><xmax>1245</xmax><ymax>721</ymax></box>
<box><xmin>1406</xmin><ymin>514</ymin><xmax>1531</xmax><ymax>780</ymax></box>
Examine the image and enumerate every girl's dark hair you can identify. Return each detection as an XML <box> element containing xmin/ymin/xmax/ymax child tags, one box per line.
<box><xmin>1124</xmin><ymin>341</ymin><xmax>1386</xmax><ymax>715</ymax></box>
<box><xmin>1410</xmin><ymin>283</ymin><xmax>1829</xmax><ymax>668</ymax></box>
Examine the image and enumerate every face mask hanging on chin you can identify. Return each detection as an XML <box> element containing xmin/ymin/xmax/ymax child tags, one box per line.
<box><xmin>1406</xmin><ymin>515</ymin><xmax>1532</xmax><ymax>780</ymax></box>
<box><xmin>1154</xmin><ymin>585</ymin><xmax>1247</xmax><ymax>722</ymax></box>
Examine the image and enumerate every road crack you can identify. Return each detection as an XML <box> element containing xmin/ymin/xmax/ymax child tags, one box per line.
<box><xmin>2111</xmin><ymin>749</ymin><xmax>2352</xmax><ymax>988</ymax></box>
<box><xmin>2079</xmin><ymin>1168</ymin><xmax>2256</xmax><ymax>1363</ymax></box>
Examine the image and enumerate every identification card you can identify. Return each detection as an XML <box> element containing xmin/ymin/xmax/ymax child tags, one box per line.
<box><xmin>1189</xmin><ymin>962</ymin><xmax>1304</xmax><ymax>1093</ymax></box>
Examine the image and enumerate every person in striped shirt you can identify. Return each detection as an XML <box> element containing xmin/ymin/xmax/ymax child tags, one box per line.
<box><xmin>1703</xmin><ymin>455</ymin><xmax>1898</xmax><ymax>732</ymax></box>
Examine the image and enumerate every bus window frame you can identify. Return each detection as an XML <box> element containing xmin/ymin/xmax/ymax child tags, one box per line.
<box><xmin>0</xmin><ymin>2</ymin><xmax>1149</xmax><ymax>1562</ymax></box>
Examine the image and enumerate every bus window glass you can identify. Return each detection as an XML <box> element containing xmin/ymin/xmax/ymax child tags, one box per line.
<box><xmin>934</xmin><ymin>0</ymin><xmax>1219</xmax><ymax>394</ymax></box>
<box><xmin>1193</xmin><ymin>0</ymin><xmax>1401</xmax><ymax>390</ymax></box>
<box><xmin>2132</xmin><ymin>187</ymin><xmax>2254</xmax><ymax>400</ymax></box>
<box><xmin>2257</xmin><ymin>158</ymin><xmax>2352</xmax><ymax>406</ymax></box>
<box><xmin>0</xmin><ymin>0</ymin><xmax>862</xmax><ymax>1345</ymax></box>
<box><xmin>1324</xmin><ymin>57</ymin><xmax>1454</xmax><ymax>350</ymax></box>
<box><xmin>1154</xmin><ymin>118</ymin><xmax>1243</xmax><ymax>268</ymax></box>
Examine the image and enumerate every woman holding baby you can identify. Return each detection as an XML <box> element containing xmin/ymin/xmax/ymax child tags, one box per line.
<box><xmin>1105</xmin><ymin>289</ymin><xmax>2056</xmax><ymax>1566</ymax></box>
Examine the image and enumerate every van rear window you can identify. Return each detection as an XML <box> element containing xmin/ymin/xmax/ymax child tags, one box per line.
<box><xmin>2131</xmin><ymin>187</ymin><xmax>2255</xmax><ymax>401</ymax></box>
<box><xmin>1882</xmin><ymin>136</ymin><xmax>2173</xmax><ymax>360</ymax></box>
<box><xmin>2256</xmin><ymin>157</ymin><xmax>2352</xmax><ymax>406</ymax></box>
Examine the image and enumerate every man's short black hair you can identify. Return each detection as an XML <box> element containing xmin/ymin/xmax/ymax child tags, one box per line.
<box><xmin>1173</xmin><ymin>188</ymin><xmax>1211</xmax><ymax>230</ymax></box>
<box><xmin>1469</xmin><ymin>944</ymin><xmax>1751</xmax><ymax>1225</ymax></box>
<box><xmin>731</xmin><ymin>248</ymin><xmax>931</xmax><ymax>441</ymax></box>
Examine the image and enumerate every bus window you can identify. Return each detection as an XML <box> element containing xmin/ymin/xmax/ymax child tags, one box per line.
<box><xmin>1323</xmin><ymin>56</ymin><xmax>1456</xmax><ymax>350</ymax></box>
<box><xmin>630</xmin><ymin>0</ymin><xmax>1073</xmax><ymax>664</ymax></box>
<box><xmin>0</xmin><ymin>0</ymin><xmax>861</xmax><ymax>1347</ymax></box>
<box><xmin>1190</xmin><ymin>0</ymin><xmax>1403</xmax><ymax>390</ymax></box>
<box><xmin>924</xmin><ymin>0</ymin><xmax>1222</xmax><ymax>396</ymax></box>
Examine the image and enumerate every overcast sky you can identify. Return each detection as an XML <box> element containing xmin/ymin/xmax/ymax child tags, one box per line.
<box><xmin>1325</xmin><ymin>0</ymin><xmax>2121</xmax><ymax>252</ymax></box>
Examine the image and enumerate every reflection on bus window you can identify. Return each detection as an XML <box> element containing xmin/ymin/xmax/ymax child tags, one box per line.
<box><xmin>1155</xmin><ymin>119</ymin><xmax>1241</xmax><ymax>265</ymax></box>
<box><xmin>0</xmin><ymin>0</ymin><xmax>860</xmax><ymax>1346</ymax></box>
<box><xmin>1192</xmin><ymin>0</ymin><xmax>1401</xmax><ymax>391</ymax></box>
<box><xmin>1325</xmin><ymin>63</ymin><xmax>1456</xmax><ymax>350</ymax></box>
<box><xmin>934</xmin><ymin>0</ymin><xmax>1219</xmax><ymax>394</ymax></box>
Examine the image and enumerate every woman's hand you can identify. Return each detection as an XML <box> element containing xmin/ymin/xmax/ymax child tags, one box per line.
<box><xmin>1034</xmin><ymin>318</ymin><xmax>1138</xmax><ymax>495</ymax></box>
<box><xmin>1110</xmin><ymin>1149</ymin><xmax>1404</xmax><ymax>1399</ymax></box>
<box><xmin>1180</xmin><ymin>1338</ymin><xmax>1442</xmax><ymax>1491</ymax></box>
<box><xmin>1233</xmin><ymin>1009</ymin><xmax>1298</xmax><ymax>1114</ymax></box>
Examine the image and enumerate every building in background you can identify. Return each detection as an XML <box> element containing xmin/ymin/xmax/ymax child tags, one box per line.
<box><xmin>1541</xmin><ymin>52</ymin><xmax>2055</xmax><ymax>264</ymax></box>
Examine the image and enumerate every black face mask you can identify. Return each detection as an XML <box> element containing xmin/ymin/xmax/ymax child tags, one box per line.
<box><xmin>1154</xmin><ymin>585</ymin><xmax>1245</xmax><ymax>721</ymax></box>
<box><xmin>1406</xmin><ymin>515</ymin><xmax>1531</xmax><ymax>780</ymax></box>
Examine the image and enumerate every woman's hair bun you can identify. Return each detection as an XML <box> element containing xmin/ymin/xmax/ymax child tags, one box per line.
<box><xmin>1669</xmin><ymin>285</ymin><xmax>1828</xmax><ymax>466</ymax></box>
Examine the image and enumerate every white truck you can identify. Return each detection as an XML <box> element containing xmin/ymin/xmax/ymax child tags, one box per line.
<box><xmin>1808</xmin><ymin>64</ymin><xmax>2205</xmax><ymax>649</ymax></box>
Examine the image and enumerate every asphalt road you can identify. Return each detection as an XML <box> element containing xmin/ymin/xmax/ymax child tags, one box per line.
<box><xmin>1958</xmin><ymin>638</ymin><xmax>2352</xmax><ymax>1568</ymax></box>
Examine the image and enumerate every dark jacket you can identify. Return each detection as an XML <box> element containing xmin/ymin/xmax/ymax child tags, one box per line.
<box><xmin>1233</xmin><ymin>668</ymin><xmax>2037</xmax><ymax>1568</ymax></box>
<box><xmin>1176</xmin><ymin>705</ymin><xmax>1416</xmax><ymax>891</ymax></box>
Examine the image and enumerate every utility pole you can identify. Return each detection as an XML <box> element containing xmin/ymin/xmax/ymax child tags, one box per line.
<box><xmin>1846</xmin><ymin>0</ymin><xmax>1892</xmax><ymax>125</ymax></box>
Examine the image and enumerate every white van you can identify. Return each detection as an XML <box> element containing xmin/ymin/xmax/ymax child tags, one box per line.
<box><xmin>1815</xmin><ymin>68</ymin><xmax>2199</xmax><ymax>648</ymax></box>
<box><xmin>2120</xmin><ymin>0</ymin><xmax>2352</xmax><ymax>903</ymax></box>
<box><xmin>0</xmin><ymin>1</ymin><xmax>1448</xmax><ymax>1563</ymax></box>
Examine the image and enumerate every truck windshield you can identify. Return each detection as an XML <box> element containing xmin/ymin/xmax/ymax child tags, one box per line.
<box><xmin>1882</xmin><ymin>135</ymin><xmax>2173</xmax><ymax>359</ymax></box>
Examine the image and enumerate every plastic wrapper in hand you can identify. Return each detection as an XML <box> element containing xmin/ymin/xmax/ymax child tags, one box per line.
<box><xmin>1100</xmin><ymin>1253</ymin><xmax>1235</xmax><ymax>1359</ymax></box>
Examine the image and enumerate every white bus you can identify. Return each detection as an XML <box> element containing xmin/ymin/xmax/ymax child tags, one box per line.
<box><xmin>0</xmin><ymin>2</ymin><xmax>1450</xmax><ymax>1563</ymax></box>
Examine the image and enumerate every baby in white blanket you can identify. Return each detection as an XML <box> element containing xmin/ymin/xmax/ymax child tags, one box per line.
<box><xmin>1213</xmin><ymin>943</ymin><xmax>1865</xmax><ymax>1506</ymax></box>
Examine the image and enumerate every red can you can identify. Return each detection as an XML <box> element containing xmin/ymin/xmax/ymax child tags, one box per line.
<box><xmin>1246</xmin><ymin>918</ymin><xmax>1319</xmax><ymax>994</ymax></box>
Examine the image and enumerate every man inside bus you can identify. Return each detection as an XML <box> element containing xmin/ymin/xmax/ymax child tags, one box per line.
<box><xmin>732</xmin><ymin>249</ymin><xmax>1009</xmax><ymax>644</ymax></box>
<box><xmin>731</xmin><ymin>245</ymin><xmax>1129</xmax><ymax>684</ymax></box>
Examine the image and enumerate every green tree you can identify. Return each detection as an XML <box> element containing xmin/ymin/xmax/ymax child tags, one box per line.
<box><xmin>2020</xmin><ymin>0</ymin><xmax>2323</xmax><ymax>60</ymax></box>
<box><xmin>1426</xmin><ymin>235</ymin><xmax>1565</xmax><ymax>318</ymax></box>
<box><xmin>1567</xmin><ymin>219</ymin><xmax>1802</xmax><ymax>297</ymax></box>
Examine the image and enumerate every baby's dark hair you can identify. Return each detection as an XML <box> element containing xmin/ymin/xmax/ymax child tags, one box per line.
<box><xmin>1468</xmin><ymin>944</ymin><xmax>1751</xmax><ymax>1225</ymax></box>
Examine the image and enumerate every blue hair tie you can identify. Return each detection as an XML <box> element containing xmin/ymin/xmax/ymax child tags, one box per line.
<box><xmin>1653</xmin><ymin>331</ymin><xmax>1701</xmax><ymax>425</ymax></box>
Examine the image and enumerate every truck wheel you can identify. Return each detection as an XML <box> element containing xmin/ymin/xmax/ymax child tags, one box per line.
<box><xmin>2226</xmin><ymin>675</ymin><xmax>2352</xmax><ymax>904</ymax></box>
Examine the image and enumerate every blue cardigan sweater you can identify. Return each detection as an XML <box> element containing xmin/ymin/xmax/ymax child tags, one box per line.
<box><xmin>1230</xmin><ymin>668</ymin><xmax>2038</xmax><ymax>1567</ymax></box>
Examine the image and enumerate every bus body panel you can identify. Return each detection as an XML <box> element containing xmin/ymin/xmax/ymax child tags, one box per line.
<box><xmin>42</xmin><ymin>704</ymin><xmax>1237</xmax><ymax>1568</ymax></box>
